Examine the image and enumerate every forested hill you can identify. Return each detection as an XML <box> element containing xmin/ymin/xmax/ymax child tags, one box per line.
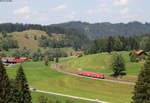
<box><xmin>0</xmin><ymin>23</ymin><xmax>90</xmax><ymax>50</ymax></box>
<box><xmin>52</xmin><ymin>21</ymin><xmax>150</xmax><ymax>38</ymax></box>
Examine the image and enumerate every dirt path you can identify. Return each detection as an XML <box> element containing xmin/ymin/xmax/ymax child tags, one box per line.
<box><xmin>31</xmin><ymin>89</ymin><xmax>109</xmax><ymax>103</ymax></box>
<box><xmin>52</xmin><ymin>63</ymin><xmax>135</xmax><ymax>85</ymax></box>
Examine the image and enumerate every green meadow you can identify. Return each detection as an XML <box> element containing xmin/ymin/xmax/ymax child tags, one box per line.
<box><xmin>6</xmin><ymin>61</ymin><xmax>134</xmax><ymax>103</ymax></box>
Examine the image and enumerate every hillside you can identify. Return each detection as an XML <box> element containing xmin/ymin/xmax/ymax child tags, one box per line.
<box><xmin>52</xmin><ymin>21</ymin><xmax>150</xmax><ymax>38</ymax></box>
<box><xmin>10</xmin><ymin>30</ymin><xmax>68</xmax><ymax>49</ymax></box>
<box><xmin>10</xmin><ymin>30</ymin><xmax>48</xmax><ymax>49</ymax></box>
<box><xmin>61</xmin><ymin>51</ymin><xmax>143</xmax><ymax>82</ymax></box>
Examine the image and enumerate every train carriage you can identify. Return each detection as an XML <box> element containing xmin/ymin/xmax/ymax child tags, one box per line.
<box><xmin>77</xmin><ymin>71</ymin><xmax>105</xmax><ymax>79</ymax></box>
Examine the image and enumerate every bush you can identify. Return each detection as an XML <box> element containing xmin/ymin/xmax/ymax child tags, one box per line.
<box><xmin>129</xmin><ymin>51</ymin><xmax>138</xmax><ymax>62</ymax></box>
<box><xmin>0</xmin><ymin>52</ymin><xmax>7</xmax><ymax>57</ymax></box>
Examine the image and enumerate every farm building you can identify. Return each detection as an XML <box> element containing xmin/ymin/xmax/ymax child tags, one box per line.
<box><xmin>135</xmin><ymin>50</ymin><xmax>147</xmax><ymax>55</ymax></box>
<box><xmin>1</xmin><ymin>57</ymin><xmax>28</xmax><ymax>66</ymax></box>
<box><xmin>74</xmin><ymin>51</ymin><xmax>84</xmax><ymax>57</ymax></box>
<box><xmin>20</xmin><ymin>57</ymin><xmax>28</xmax><ymax>61</ymax></box>
<box><xmin>133</xmin><ymin>50</ymin><xmax>148</xmax><ymax>62</ymax></box>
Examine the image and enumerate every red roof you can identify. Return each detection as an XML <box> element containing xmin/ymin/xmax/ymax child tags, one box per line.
<box><xmin>2</xmin><ymin>57</ymin><xmax>15</xmax><ymax>60</ymax></box>
<box><xmin>13</xmin><ymin>59</ymin><xmax>23</xmax><ymax>63</ymax></box>
<box><xmin>20</xmin><ymin>57</ymin><xmax>28</xmax><ymax>60</ymax></box>
<box><xmin>135</xmin><ymin>50</ymin><xmax>145</xmax><ymax>55</ymax></box>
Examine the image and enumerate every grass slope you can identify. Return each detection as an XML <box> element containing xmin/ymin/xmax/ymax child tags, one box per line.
<box><xmin>10</xmin><ymin>30</ymin><xmax>48</xmax><ymax>49</ymax></box>
<box><xmin>7</xmin><ymin>61</ymin><xmax>133</xmax><ymax>103</ymax></box>
<box><xmin>61</xmin><ymin>51</ymin><xmax>143</xmax><ymax>82</ymax></box>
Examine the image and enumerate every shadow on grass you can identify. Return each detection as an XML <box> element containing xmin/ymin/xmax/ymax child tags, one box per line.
<box><xmin>110</xmin><ymin>72</ymin><xmax>127</xmax><ymax>78</ymax></box>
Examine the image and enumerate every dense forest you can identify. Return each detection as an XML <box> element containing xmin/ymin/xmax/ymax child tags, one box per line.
<box><xmin>52</xmin><ymin>21</ymin><xmax>150</xmax><ymax>38</ymax></box>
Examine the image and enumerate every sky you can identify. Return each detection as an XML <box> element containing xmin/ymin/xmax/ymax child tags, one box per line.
<box><xmin>0</xmin><ymin>0</ymin><xmax>150</xmax><ymax>25</ymax></box>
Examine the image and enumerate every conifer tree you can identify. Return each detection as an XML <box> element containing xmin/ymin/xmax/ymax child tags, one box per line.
<box><xmin>131</xmin><ymin>54</ymin><xmax>150</xmax><ymax>103</ymax></box>
<box><xmin>0</xmin><ymin>59</ymin><xmax>11</xmax><ymax>103</ymax></box>
<box><xmin>9</xmin><ymin>79</ymin><xmax>21</xmax><ymax>103</ymax></box>
<box><xmin>55</xmin><ymin>57</ymin><xmax>59</xmax><ymax>63</ymax></box>
<box><xmin>15</xmin><ymin>65</ymin><xmax>32</xmax><ymax>103</ymax></box>
<box><xmin>107</xmin><ymin>36</ymin><xmax>114</xmax><ymax>53</ymax></box>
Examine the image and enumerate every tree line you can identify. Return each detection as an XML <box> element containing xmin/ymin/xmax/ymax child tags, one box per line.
<box><xmin>11</xmin><ymin>48</ymin><xmax>67</xmax><ymax>61</ymax></box>
<box><xmin>88</xmin><ymin>35</ymin><xmax>150</xmax><ymax>54</ymax></box>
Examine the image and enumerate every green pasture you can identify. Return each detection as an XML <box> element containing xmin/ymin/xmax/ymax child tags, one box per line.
<box><xmin>6</xmin><ymin>61</ymin><xmax>134</xmax><ymax>103</ymax></box>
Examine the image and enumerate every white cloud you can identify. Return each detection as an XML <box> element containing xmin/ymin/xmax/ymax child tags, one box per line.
<box><xmin>87</xmin><ymin>7</ymin><xmax>111</xmax><ymax>14</ymax></box>
<box><xmin>114</xmin><ymin>0</ymin><xmax>129</xmax><ymax>6</ymax></box>
<box><xmin>14</xmin><ymin>6</ymin><xmax>31</xmax><ymax>14</ymax></box>
<box><xmin>66</xmin><ymin>11</ymin><xmax>76</xmax><ymax>19</ymax></box>
<box><xmin>52</xmin><ymin>4</ymin><xmax>67</xmax><ymax>11</ymax></box>
<box><xmin>87</xmin><ymin>0</ymin><xmax>111</xmax><ymax>15</ymax></box>
<box><xmin>13</xmin><ymin>6</ymin><xmax>50</xmax><ymax>23</ymax></box>
<box><xmin>120</xmin><ymin>8</ymin><xmax>129</xmax><ymax>15</ymax></box>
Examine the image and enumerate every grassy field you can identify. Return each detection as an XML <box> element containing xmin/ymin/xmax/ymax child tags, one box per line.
<box><xmin>61</xmin><ymin>51</ymin><xmax>143</xmax><ymax>82</ymax></box>
<box><xmin>6</xmin><ymin>61</ymin><xmax>134</xmax><ymax>103</ymax></box>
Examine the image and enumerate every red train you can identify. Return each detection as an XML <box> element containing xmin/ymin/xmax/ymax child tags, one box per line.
<box><xmin>77</xmin><ymin>72</ymin><xmax>105</xmax><ymax>79</ymax></box>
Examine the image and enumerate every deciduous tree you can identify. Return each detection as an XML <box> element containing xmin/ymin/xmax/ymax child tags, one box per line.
<box><xmin>111</xmin><ymin>53</ymin><xmax>126</xmax><ymax>76</ymax></box>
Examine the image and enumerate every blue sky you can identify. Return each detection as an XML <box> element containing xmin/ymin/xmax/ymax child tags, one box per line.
<box><xmin>0</xmin><ymin>0</ymin><xmax>150</xmax><ymax>24</ymax></box>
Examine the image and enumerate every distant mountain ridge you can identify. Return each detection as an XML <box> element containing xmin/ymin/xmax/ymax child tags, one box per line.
<box><xmin>52</xmin><ymin>21</ymin><xmax>150</xmax><ymax>38</ymax></box>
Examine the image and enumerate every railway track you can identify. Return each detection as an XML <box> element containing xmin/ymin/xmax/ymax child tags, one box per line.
<box><xmin>52</xmin><ymin>63</ymin><xmax>135</xmax><ymax>85</ymax></box>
